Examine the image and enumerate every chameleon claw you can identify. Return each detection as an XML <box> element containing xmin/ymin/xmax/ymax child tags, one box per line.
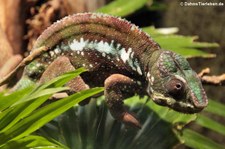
<box><xmin>121</xmin><ymin>112</ymin><xmax>142</xmax><ymax>129</ymax></box>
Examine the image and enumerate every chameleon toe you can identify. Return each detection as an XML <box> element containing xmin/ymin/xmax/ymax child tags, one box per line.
<box><xmin>121</xmin><ymin>112</ymin><xmax>142</xmax><ymax>129</ymax></box>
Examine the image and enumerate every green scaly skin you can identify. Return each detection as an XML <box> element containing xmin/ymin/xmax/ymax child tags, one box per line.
<box><xmin>0</xmin><ymin>13</ymin><xmax>208</xmax><ymax>128</ymax></box>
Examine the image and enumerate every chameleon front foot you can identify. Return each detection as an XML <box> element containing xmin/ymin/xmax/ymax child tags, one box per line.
<box><xmin>104</xmin><ymin>74</ymin><xmax>141</xmax><ymax>128</ymax></box>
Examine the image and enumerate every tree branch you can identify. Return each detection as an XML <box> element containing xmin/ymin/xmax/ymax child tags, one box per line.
<box><xmin>198</xmin><ymin>68</ymin><xmax>225</xmax><ymax>86</ymax></box>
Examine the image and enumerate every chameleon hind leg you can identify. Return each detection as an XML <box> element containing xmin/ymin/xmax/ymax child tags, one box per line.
<box><xmin>104</xmin><ymin>74</ymin><xmax>142</xmax><ymax>128</ymax></box>
<box><xmin>39</xmin><ymin>56</ymin><xmax>90</xmax><ymax>105</ymax></box>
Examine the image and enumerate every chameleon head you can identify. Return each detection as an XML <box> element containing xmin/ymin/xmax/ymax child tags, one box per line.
<box><xmin>147</xmin><ymin>50</ymin><xmax>208</xmax><ymax>113</ymax></box>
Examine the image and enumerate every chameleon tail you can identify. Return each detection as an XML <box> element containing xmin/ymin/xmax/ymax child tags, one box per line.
<box><xmin>0</xmin><ymin>63</ymin><xmax>25</xmax><ymax>86</ymax></box>
<box><xmin>0</xmin><ymin>46</ymin><xmax>47</xmax><ymax>87</ymax></box>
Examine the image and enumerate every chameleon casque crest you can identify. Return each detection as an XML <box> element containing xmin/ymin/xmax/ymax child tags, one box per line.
<box><xmin>0</xmin><ymin>13</ymin><xmax>208</xmax><ymax>128</ymax></box>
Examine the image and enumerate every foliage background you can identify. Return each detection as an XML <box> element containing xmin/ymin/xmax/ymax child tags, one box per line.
<box><xmin>0</xmin><ymin>0</ymin><xmax>224</xmax><ymax>149</ymax></box>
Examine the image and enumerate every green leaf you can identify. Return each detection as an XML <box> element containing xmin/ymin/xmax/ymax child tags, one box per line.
<box><xmin>1</xmin><ymin>135</ymin><xmax>68</xmax><ymax>149</ymax></box>
<box><xmin>96</xmin><ymin>0</ymin><xmax>150</xmax><ymax>17</ymax></box>
<box><xmin>179</xmin><ymin>129</ymin><xmax>224</xmax><ymax>149</ymax></box>
<box><xmin>142</xmin><ymin>26</ymin><xmax>179</xmax><ymax>36</ymax></box>
<box><xmin>0</xmin><ymin>96</ymin><xmax>49</xmax><ymax>132</ymax></box>
<box><xmin>0</xmin><ymin>87</ymin><xmax>33</xmax><ymax>111</ymax></box>
<box><xmin>146</xmin><ymin>1</ymin><xmax>167</xmax><ymax>11</ymax></box>
<box><xmin>0</xmin><ymin>86</ymin><xmax>69</xmax><ymax>132</ymax></box>
<box><xmin>0</xmin><ymin>68</ymin><xmax>101</xmax><ymax>147</ymax></box>
<box><xmin>39</xmin><ymin>99</ymin><xmax>180</xmax><ymax>149</ymax></box>
<box><xmin>205</xmin><ymin>99</ymin><xmax>225</xmax><ymax>118</ymax></box>
<box><xmin>39</xmin><ymin>96</ymin><xmax>200</xmax><ymax>149</ymax></box>
<box><xmin>155</xmin><ymin>36</ymin><xmax>217</xmax><ymax>58</ymax></box>
<box><xmin>12</xmin><ymin>87</ymin><xmax>69</xmax><ymax>106</ymax></box>
<box><xmin>196</xmin><ymin>114</ymin><xmax>225</xmax><ymax>136</ymax></box>
<box><xmin>0</xmin><ymin>87</ymin><xmax>103</xmax><ymax>145</ymax></box>
<box><xmin>36</xmin><ymin>67</ymin><xmax>86</xmax><ymax>90</ymax></box>
<box><xmin>10</xmin><ymin>68</ymin><xmax>86</xmax><ymax>107</ymax></box>
<box><xmin>143</xmin><ymin>26</ymin><xmax>218</xmax><ymax>58</ymax></box>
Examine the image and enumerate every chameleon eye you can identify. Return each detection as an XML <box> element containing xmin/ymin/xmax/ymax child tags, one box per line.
<box><xmin>166</xmin><ymin>79</ymin><xmax>185</xmax><ymax>100</ymax></box>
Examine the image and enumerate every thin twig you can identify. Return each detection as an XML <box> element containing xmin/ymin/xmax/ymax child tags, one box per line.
<box><xmin>198</xmin><ymin>68</ymin><xmax>225</xmax><ymax>86</ymax></box>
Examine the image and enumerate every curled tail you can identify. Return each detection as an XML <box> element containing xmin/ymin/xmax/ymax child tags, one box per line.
<box><xmin>0</xmin><ymin>46</ymin><xmax>48</xmax><ymax>87</ymax></box>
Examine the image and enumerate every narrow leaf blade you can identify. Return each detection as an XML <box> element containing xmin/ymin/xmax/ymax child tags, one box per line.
<box><xmin>96</xmin><ymin>0</ymin><xmax>150</xmax><ymax>17</ymax></box>
<box><xmin>180</xmin><ymin>129</ymin><xmax>224</xmax><ymax>149</ymax></box>
<box><xmin>205</xmin><ymin>100</ymin><xmax>225</xmax><ymax>118</ymax></box>
<box><xmin>0</xmin><ymin>87</ymin><xmax>103</xmax><ymax>144</ymax></box>
<box><xmin>1</xmin><ymin>135</ymin><xmax>68</xmax><ymax>149</ymax></box>
<box><xmin>196</xmin><ymin>114</ymin><xmax>225</xmax><ymax>136</ymax></box>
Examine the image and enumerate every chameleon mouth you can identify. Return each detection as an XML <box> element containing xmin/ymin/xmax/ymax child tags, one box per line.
<box><xmin>151</xmin><ymin>92</ymin><xmax>176</xmax><ymax>107</ymax></box>
<box><xmin>151</xmin><ymin>91</ymin><xmax>204</xmax><ymax>114</ymax></box>
<box><xmin>173</xmin><ymin>100</ymin><xmax>203</xmax><ymax>113</ymax></box>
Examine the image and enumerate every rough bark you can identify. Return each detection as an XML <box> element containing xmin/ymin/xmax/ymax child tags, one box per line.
<box><xmin>0</xmin><ymin>0</ymin><xmax>26</xmax><ymax>54</ymax></box>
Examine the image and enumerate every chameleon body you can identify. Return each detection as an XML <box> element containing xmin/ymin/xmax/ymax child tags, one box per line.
<box><xmin>0</xmin><ymin>13</ymin><xmax>208</xmax><ymax>128</ymax></box>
